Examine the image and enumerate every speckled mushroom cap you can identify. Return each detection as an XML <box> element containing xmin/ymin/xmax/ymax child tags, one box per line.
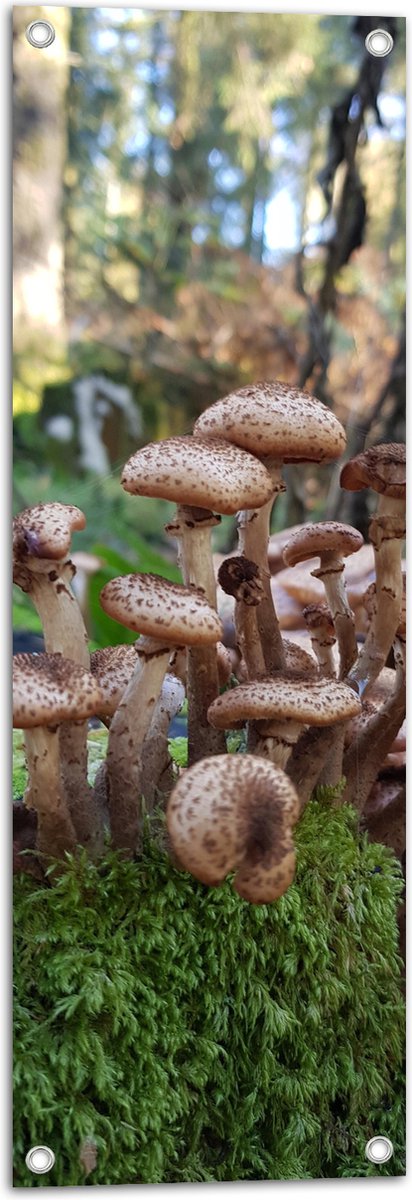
<box><xmin>282</xmin><ymin>639</ymin><xmax>318</xmax><ymax>675</ymax></box>
<box><xmin>13</xmin><ymin>652</ymin><xmax>103</xmax><ymax>729</ymax></box>
<box><xmin>13</xmin><ymin>503</ymin><xmax>86</xmax><ymax>564</ymax></box>
<box><xmin>193</xmin><ymin>381</ymin><xmax>346</xmax><ymax>462</ymax></box>
<box><xmin>283</xmin><ymin>522</ymin><xmax>363</xmax><ymax>568</ymax></box>
<box><xmin>121</xmin><ymin>436</ymin><xmax>274</xmax><ymax>515</ymax></box>
<box><xmin>100</xmin><ymin>573</ymin><xmax>223</xmax><ymax>645</ymax></box>
<box><xmin>90</xmin><ymin>645</ymin><xmax>138</xmax><ymax>716</ymax></box>
<box><xmin>303</xmin><ymin>603</ymin><xmax>335</xmax><ymax>634</ymax></box>
<box><xmin>167</xmin><ymin>753</ymin><xmax>299</xmax><ymax>903</ymax></box>
<box><xmin>340</xmin><ymin>444</ymin><xmax>406</xmax><ymax>499</ymax></box>
<box><xmin>207</xmin><ymin>672</ymin><xmax>361</xmax><ymax>728</ymax></box>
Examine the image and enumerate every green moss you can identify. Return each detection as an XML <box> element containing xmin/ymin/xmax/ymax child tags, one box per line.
<box><xmin>13</xmin><ymin>798</ymin><xmax>405</xmax><ymax>1185</ymax></box>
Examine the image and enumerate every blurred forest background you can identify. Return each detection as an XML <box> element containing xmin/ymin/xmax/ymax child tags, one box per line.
<box><xmin>13</xmin><ymin>6</ymin><xmax>406</xmax><ymax>649</ymax></box>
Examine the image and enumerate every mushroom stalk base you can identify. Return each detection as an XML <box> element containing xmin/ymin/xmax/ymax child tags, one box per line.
<box><xmin>24</xmin><ymin>726</ymin><xmax>78</xmax><ymax>861</ymax></box>
<box><xmin>237</xmin><ymin>463</ymin><xmax>286</xmax><ymax>675</ymax></box>
<box><xmin>107</xmin><ymin>650</ymin><xmax>170</xmax><ymax>856</ymax></box>
<box><xmin>342</xmin><ymin>653</ymin><xmax>406</xmax><ymax>814</ymax></box>
<box><xmin>59</xmin><ymin>723</ymin><xmax>105</xmax><ymax>858</ymax></box>
<box><xmin>286</xmin><ymin>726</ymin><xmax>338</xmax><ymax>815</ymax></box>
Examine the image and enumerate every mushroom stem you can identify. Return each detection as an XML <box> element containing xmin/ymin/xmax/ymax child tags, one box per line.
<box><xmin>342</xmin><ymin>644</ymin><xmax>406</xmax><ymax>814</ymax></box>
<box><xmin>166</xmin><ymin>505</ymin><xmax>225</xmax><ymax>765</ymax></box>
<box><xmin>107</xmin><ymin>648</ymin><xmax>171</xmax><ymax>855</ymax></box>
<box><xmin>303</xmin><ymin>604</ymin><xmax>337</xmax><ymax>678</ymax></box>
<box><xmin>286</xmin><ymin>726</ymin><xmax>338</xmax><ymax>815</ymax></box>
<box><xmin>252</xmin><ymin>719</ymin><xmax>303</xmax><ymax>769</ymax></box>
<box><xmin>140</xmin><ymin>674</ymin><xmax>186</xmax><ymax>811</ymax></box>
<box><xmin>23</xmin><ymin>726</ymin><xmax>78</xmax><ymax>860</ymax></box>
<box><xmin>217</xmin><ymin>557</ymin><xmax>266</xmax><ymax>680</ymax></box>
<box><xmin>347</xmin><ymin>495</ymin><xmax>405</xmax><ymax>695</ymax></box>
<box><xmin>29</xmin><ymin>565</ymin><xmax>103</xmax><ymax>853</ymax></box>
<box><xmin>312</xmin><ymin>553</ymin><xmax>357</xmax><ymax>678</ymax></box>
<box><xmin>362</xmin><ymin>786</ymin><xmax>405</xmax><ymax>860</ymax></box>
<box><xmin>317</xmin><ymin>725</ymin><xmax>346</xmax><ymax>791</ymax></box>
<box><xmin>237</xmin><ymin>462</ymin><xmax>286</xmax><ymax>674</ymax></box>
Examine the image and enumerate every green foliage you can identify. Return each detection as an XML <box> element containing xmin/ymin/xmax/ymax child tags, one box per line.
<box><xmin>13</xmin><ymin>800</ymin><xmax>405</xmax><ymax>1185</ymax></box>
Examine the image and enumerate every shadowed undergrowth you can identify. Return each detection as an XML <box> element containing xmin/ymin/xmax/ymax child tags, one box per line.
<box><xmin>13</xmin><ymin>795</ymin><xmax>405</xmax><ymax>1185</ymax></box>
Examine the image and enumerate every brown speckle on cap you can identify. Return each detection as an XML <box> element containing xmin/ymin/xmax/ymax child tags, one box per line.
<box><xmin>167</xmin><ymin>753</ymin><xmax>299</xmax><ymax>903</ymax></box>
<box><xmin>100</xmin><ymin>573</ymin><xmax>223</xmax><ymax>645</ymax></box>
<box><xmin>207</xmin><ymin>672</ymin><xmax>361</xmax><ymax>728</ymax></box>
<box><xmin>121</xmin><ymin>435</ymin><xmax>274</xmax><ymax>514</ymax></box>
<box><xmin>194</xmin><ymin>381</ymin><xmax>346</xmax><ymax>463</ymax></box>
<box><xmin>340</xmin><ymin>444</ymin><xmax>406</xmax><ymax>499</ymax></box>
<box><xmin>13</xmin><ymin>653</ymin><xmax>103</xmax><ymax>729</ymax></box>
<box><xmin>283</xmin><ymin>522</ymin><xmax>363</xmax><ymax>568</ymax></box>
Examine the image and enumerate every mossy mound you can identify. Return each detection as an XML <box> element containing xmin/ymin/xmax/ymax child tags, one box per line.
<box><xmin>13</xmin><ymin>797</ymin><xmax>405</xmax><ymax>1186</ymax></box>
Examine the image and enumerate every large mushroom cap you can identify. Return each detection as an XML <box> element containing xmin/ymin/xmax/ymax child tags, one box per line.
<box><xmin>100</xmin><ymin>573</ymin><xmax>223</xmax><ymax>645</ymax></box>
<box><xmin>90</xmin><ymin>644</ymin><xmax>138</xmax><ymax>716</ymax></box>
<box><xmin>193</xmin><ymin>381</ymin><xmax>346</xmax><ymax>462</ymax></box>
<box><xmin>283</xmin><ymin>522</ymin><xmax>363</xmax><ymax>567</ymax></box>
<box><xmin>13</xmin><ymin>503</ymin><xmax>86</xmax><ymax>563</ymax></box>
<box><xmin>167</xmin><ymin>753</ymin><xmax>299</xmax><ymax>902</ymax></box>
<box><xmin>13</xmin><ymin>652</ymin><xmax>103</xmax><ymax>729</ymax></box>
<box><xmin>207</xmin><ymin>673</ymin><xmax>361</xmax><ymax>728</ymax></box>
<box><xmin>121</xmin><ymin>435</ymin><xmax>274</xmax><ymax>515</ymax></box>
<box><xmin>340</xmin><ymin>443</ymin><xmax>406</xmax><ymax>498</ymax></box>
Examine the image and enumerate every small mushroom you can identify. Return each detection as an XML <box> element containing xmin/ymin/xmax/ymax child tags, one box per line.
<box><xmin>194</xmin><ymin>381</ymin><xmax>346</xmax><ymax>674</ymax></box>
<box><xmin>217</xmin><ymin>555</ymin><xmax>266</xmax><ymax>679</ymax></box>
<box><xmin>167</xmin><ymin>754</ymin><xmax>299</xmax><ymax>903</ymax></box>
<box><xmin>303</xmin><ymin>603</ymin><xmax>337</xmax><ymax>677</ymax></box>
<box><xmin>121</xmin><ymin>436</ymin><xmax>273</xmax><ymax>761</ymax></box>
<box><xmin>207</xmin><ymin>672</ymin><xmax>361</xmax><ymax>772</ymax></box>
<box><xmin>340</xmin><ymin>444</ymin><xmax>406</xmax><ymax>694</ymax></box>
<box><xmin>100</xmin><ymin>573</ymin><xmax>223</xmax><ymax>853</ymax></box>
<box><xmin>283</xmin><ymin>522</ymin><xmax>363</xmax><ymax>677</ymax></box>
<box><xmin>12</xmin><ymin>503</ymin><xmax>102</xmax><ymax>853</ymax></box>
<box><xmin>13</xmin><ymin>653</ymin><xmax>103</xmax><ymax>862</ymax></box>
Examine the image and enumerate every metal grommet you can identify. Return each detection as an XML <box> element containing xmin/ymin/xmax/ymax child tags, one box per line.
<box><xmin>365</xmin><ymin>29</ymin><xmax>393</xmax><ymax>58</ymax></box>
<box><xmin>25</xmin><ymin>1146</ymin><xmax>55</xmax><ymax>1175</ymax></box>
<box><xmin>25</xmin><ymin>20</ymin><xmax>56</xmax><ymax>49</ymax></box>
<box><xmin>365</xmin><ymin>1136</ymin><xmax>393</xmax><ymax>1164</ymax></box>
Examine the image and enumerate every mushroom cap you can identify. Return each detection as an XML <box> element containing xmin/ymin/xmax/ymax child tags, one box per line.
<box><xmin>167</xmin><ymin>753</ymin><xmax>299</xmax><ymax>902</ymax></box>
<box><xmin>303</xmin><ymin>603</ymin><xmax>335</xmax><ymax>635</ymax></box>
<box><xmin>13</xmin><ymin>652</ymin><xmax>103</xmax><ymax>729</ymax></box>
<box><xmin>282</xmin><ymin>639</ymin><xmax>318</xmax><ymax>675</ymax></box>
<box><xmin>13</xmin><ymin>503</ymin><xmax>86</xmax><ymax>563</ymax></box>
<box><xmin>207</xmin><ymin>672</ymin><xmax>361</xmax><ymax>728</ymax></box>
<box><xmin>100</xmin><ymin>573</ymin><xmax>223</xmax><ymax>644</ymax></box>
<box><xmin>193</xmin><ymin>381</ymin><xmax>346</xmax><ymax>463</ymax></box>
<box><xmin>283</xmin><ymin>522</ymin><xmax>363</xmax><ymax>568</ymax></box>
<box><xmin>90</xmin><ymin>645</ymin><xmax>138</xmax><ymax>716</ymax></box>
<box><xmin>340</xmin><ymin>443</ymin><xmax>406</xmax><ymax>499</ymax></box>
<box><xmin>121</xmin><ymin>435</ymin><xmax>274</xmax><ymax>515</ymax></box>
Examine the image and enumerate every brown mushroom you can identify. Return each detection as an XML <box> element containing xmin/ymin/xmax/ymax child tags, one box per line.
<box><xmin>283</xmin><ymin>522</ymin><xmax>363</xmax><ymax>677</ymax></box>
<box><xmin>207</xmin><ymin>672</ymin><xmax>361</xmax><ymax>773</ymax></box>
<box><xmin>194</xmin><ymin>381</ymin><xmax>346</xmax><ymax>674</ymax></box>
<box><xmin>167</xmin><ymin>754</ymin><xmax>299</xmax><ymax>903</ymax></box>
<box><xmin>12</xmin><ymin>503</ymin><xmax>103</xmax><ymax>853</ymax></box>
<box><xmin>13</xmin><ymin>653</ymin><xmax>103</xmax><ymax>862</ymax></box>
<box><xmin>99</xmin><ymin>573</ymin><xmax>223</xmax><ymax>853</ymax></box>
<box><xmin>217</xmin><ymin>556</ymin><xmax>266</xmax><ymax>679</ymax></box>
<box><xmin>121</xmin><ymin>436</ymin><xmax>272</xmax><ymax>762</ymax></box>
<box><xmin>340</xmin><ymin>444</ymin><xmax>406</xmax><ymax>695</ymax></box>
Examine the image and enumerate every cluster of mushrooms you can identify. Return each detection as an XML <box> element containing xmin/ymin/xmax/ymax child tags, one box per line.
<box><xmin>13</xmin><ymin>381</ymin><xmax>406</xmax><ymax>901</ymax></box>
